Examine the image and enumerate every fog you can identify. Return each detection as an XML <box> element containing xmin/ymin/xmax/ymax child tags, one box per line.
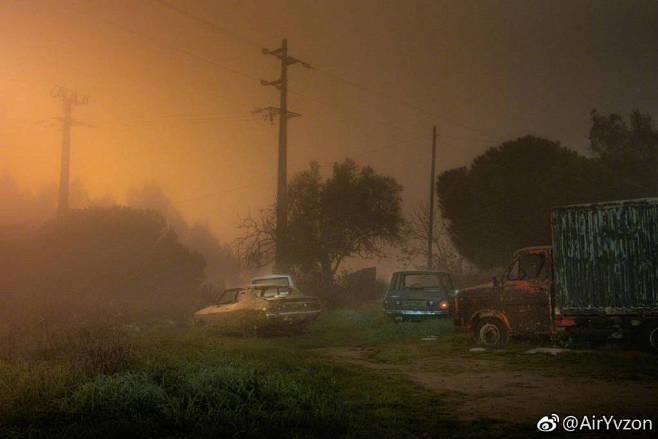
<box><xmin>2</xmin><ymin>0</ymin><xmax>656</xmax><ymax>243</ymax></box>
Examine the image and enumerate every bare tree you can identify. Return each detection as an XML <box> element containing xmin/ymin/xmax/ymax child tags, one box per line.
<box><xmin>234</xmin><ymin>207</ymin><xmax>277</xmax><ymax>269</ymax></box>
<box><xmin>398</xmin><ymin>202</ymin><xmax>473</xmax><ymax>275</ymax></box>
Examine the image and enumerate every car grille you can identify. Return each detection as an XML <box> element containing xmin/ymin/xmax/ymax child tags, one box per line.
<box><xmin>399</xmin><ymin>300</ymin><xmax>432</xmax><ymax>310</ymax></box>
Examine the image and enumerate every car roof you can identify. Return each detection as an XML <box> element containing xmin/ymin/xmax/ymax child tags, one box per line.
<box><xmin>250</xmin><ymin>274</ymin><xmax>292</xmax><ymax>280</ymax></box>
<box><xmin>393</xmin><ymin>270</ymin><xmax>451</xmax><ymax>275</ymax></box>
<box><xmin>512</xmin><ymin>246</ymin><xmax>552</xmax><ymax>258</ymax></box>
<box><xmin>247</xmin><ymin>284</ymin><xmax>296</xmax><ymax>289</ymax></box>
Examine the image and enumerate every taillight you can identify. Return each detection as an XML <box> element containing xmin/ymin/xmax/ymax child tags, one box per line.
<box><xmin>440</xmin><ymin>301</ymin><xmax>448</xmax><ymax>309</ymax></box>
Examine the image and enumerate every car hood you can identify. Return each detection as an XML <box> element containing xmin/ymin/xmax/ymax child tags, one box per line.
<box><xmin>194</xmin><ymin>305</ymin><xmax>226</xmax><ymax>316</ymax></box>
<box><xmin>459</xmin><ymin>282</ymin><xmax>494</xmax><ymax>293</ymax></box>
<box><xmin>456</xmin><ymin>282</ymin><xmax>495</xmax><ymax>300</ymax></box>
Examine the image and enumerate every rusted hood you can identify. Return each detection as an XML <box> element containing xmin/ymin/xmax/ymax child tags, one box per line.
<box><xmin>458</xmin><ymin>282</ymin><xmax>494</xmax><ymax>294</ymax></box>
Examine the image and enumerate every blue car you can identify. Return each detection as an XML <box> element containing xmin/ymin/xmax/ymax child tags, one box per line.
<box><xmin>383</xmin><ymin>270</ymin><xmax>456</xmax><ymax>321</ymax></box>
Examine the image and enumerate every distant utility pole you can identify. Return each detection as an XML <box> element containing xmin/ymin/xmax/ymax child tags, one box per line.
<box><xmin>51</xmin><ymin>86</ymin><xmax>88</xmax><ymax>218</ymax></box>
<box><xmin>427</xmin><ymin>126</ymin><xmax>437</xmax><ymax>270</ymax></box>
<box><xmin>261</xmin><ymin>38</ymin><xmax>311</xmax><ymax>271</ymax></box>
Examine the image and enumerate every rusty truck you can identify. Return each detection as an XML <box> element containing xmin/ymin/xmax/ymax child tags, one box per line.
<box><xmin>452</xmin><ymin>198</ymin><xmax>658</xmax><ymax>351</ymax></box>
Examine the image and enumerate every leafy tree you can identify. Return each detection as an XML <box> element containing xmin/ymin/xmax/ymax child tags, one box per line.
<box><xmin>436</xmin><ymin>136</ymin><xmax>601</xmax><ymax>268</ymax></box>
<box><xmin>128</xmin><ymin>182</ymin><xmax>242</xmax><ymax>286</ymax></box>
<box><xmin>237</xmin><ymin>159</ymin><xmax>404</xmax><ymax>284</ymax></box>
<box><xmin>589</xmin><ymin>109</ymin><xmax>658</xmax><ymax>196</ymax></box>
<box><xmin>1</xmin><ymin>206</ymin><xmax>207</xmax><ymax>325</ymax></box>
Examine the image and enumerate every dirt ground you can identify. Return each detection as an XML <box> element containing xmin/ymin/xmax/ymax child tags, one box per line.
<box><xmin>316</xmin><ymin>346</ymin><xmax>658</xmax><ymax>424</ymax></box>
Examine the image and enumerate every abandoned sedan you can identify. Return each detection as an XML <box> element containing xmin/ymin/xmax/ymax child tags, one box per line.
<box><xmin>193</xmin><ymin>284</ymin><xmax>322</xmax><ymax>334</ymax></box>
<box><xmin>383</xmin><ymin>270</ymin><xmax>456</xmax><ymax>321</ymax></box>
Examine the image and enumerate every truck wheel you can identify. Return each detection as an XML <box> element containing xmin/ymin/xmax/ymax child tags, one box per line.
<box><xmin>473</xmin><ymin>318</ymin><xmax>509</xmax><ymax>348</ymax></box>
<box><xmin>641</xmin><ymin>320</ymin><xmax>658</xmax><ymax>353</ymax></box>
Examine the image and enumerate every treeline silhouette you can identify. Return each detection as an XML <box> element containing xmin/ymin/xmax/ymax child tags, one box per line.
<box><xmin>1</xmin><ymin>206</ymin><xmax>210</xmax><ymax>328</ymax></box>
<box><xmin>437</xmin><ymin>110</ymin><xmax>658</xmax><ymax>268</ymax></box>
<box><xmin>0</xmin><ymin>177</ymin><xmax>241</xmax><ymax>329</ymax></box>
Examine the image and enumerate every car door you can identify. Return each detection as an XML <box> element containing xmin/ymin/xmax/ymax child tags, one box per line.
<box><xmin>502</xmin><ymin>253</ymin><xmax>551</xmax><ymax>333</ymax></box>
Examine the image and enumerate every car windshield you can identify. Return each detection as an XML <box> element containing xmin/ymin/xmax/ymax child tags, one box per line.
<box><xmin>257</xmin><ymin>287</ymin><xmax>291</xmax><ymax>298</ymax></box>
<box><xmin>218</xmin><ymin>289</ymin><xmax>240</xmax><ymax>304</ymax></box>
<box><xmin>251</xmin><ymin>277</ymin><xmax>289</xmax><ymax>286</ymax></box>
<box><xmin>402</xmin><ymin>273</ymin><xmax>452</xmax><ymax>290</ymax></box>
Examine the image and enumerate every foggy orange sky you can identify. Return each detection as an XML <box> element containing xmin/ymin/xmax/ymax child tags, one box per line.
<box><xmin>1</xmin><ymin>0</ymin><xmax>657</xmax><ymax>242</ymax></box>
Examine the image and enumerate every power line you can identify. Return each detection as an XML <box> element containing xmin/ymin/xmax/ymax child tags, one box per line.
<box><xmin>149</xmin><ymin>0</ymin><xmax>262</xmax><ymax>49</ymax></box>
<box><xmin>144</xmin><ymin>0</ymin><xmax>507</xmax><ymax>143</ymax></box>
<box><xmin>85</xmin><ymin>1</ymin><xmax>503</xmax><ymax>147</ymax></box>
<box><xmin>73</xmin><ymin>7</ymin><xmax>261</xmax><ymax>84</ymax></box>
<box><xmin>146</xmin><ymin>0</ymin><xmax>658</xmax><ymax>144</ymax></box>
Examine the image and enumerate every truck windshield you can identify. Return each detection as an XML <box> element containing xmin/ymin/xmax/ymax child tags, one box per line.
<box><xmin>507</xmin><ymin>253</ymin><xmax>546</xmax><ymax>280</ymax></box>
<box><xmin>402</xmin><ymin>274</ymin><xmax>452</xmax><ymax>289</ymax></box>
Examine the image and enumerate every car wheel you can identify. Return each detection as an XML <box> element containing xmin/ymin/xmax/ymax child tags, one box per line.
<box><xmin>472</xmin><ymin>318</ymin><xmax>509</xmax><ymax>348</ymax></box>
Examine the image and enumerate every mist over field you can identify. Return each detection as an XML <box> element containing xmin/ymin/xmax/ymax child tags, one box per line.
<box><xmin>1</xmin><ymin>1</ymin><xmax>658</xmax><ymax>437</ymax></box>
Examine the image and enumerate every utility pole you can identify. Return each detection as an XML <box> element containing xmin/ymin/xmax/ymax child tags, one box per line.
<box><xmin>427</xmin><ymin>126</ymin><xmax>437</xmax><ymax>270</ymax></box>
<box><xmin>261</xmin><ymin>39</ymin><xmax>311</xmax><ymax>271</ymax></box>
<box><xmin>51</xmin><ymin>86</ymin><xmax>88</xmax><ymax>218</ymax></box>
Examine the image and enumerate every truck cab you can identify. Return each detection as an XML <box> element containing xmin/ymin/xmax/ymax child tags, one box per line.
<box><xmin>453</xmin><ymin>247</ymin><xmax>554</xmax><ymax>347</ymax></box>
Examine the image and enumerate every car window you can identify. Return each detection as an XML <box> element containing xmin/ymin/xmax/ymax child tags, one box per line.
<box><xmin>507</xmin><ymin>259</ymin><xmax>521</xmax><ymax>281</ymax></box>
<box><xmin>402</xmin><ymin>274</ymin><xmax>448</xmax><ymax>288</ymax></box>
<box><xmin>218</xmin><ymin>290</ymin><xmax>238</xmax><ymax>304</ymax></box>
<box><xmin>507</xmin><ymin>254</ymin><xmax>545</xmax><ymax>281</ymax></box>
<box><xmin>521</xmin><ymin>254</ymin><xmax>545</xmax><ymax>279</ymax></box>
<box><xmin>261</xmin><ymin>287</ymin><xmax>279</xmax><ymax>298</ymax></box>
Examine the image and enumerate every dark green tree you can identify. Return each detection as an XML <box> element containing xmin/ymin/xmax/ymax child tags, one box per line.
<box><xmin>589</xmin><ymin>109</ymin><xmax>658</xmax><ymax>197</ymax></box>
<box><xmin>436</xmin><ymin>136</ymin><xmax>601</xmax><ymax>268</ymax></box>
<box><xmin>1</xmin><ymin>206</ymin><xmax>207</xmax><ymax>325</ymax></box>
<box><xmin>237</xmin><ymin>159</ymin><xmax>404</xmax><ymax>283</ymax></box>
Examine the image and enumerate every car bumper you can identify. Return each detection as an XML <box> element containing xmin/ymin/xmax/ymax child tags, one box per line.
<box><xmin>385</xmin><ymin>309</ymin><xmax>449</xmax><ymax>317</ymax></box>
<box><xmin>265</xmin><ymin>309</ymin><xmax>322</xmax><ymax>321</ymax></box>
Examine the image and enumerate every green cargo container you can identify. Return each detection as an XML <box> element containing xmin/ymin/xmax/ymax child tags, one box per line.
<box><xmin>551</xmin><ymin>198</ymin><xmax>658</xmax><ymax>313</ymax></box>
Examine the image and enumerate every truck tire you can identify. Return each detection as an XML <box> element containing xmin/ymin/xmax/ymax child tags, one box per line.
<box><xmin>640</xmin><ymin>320</ymin><xmax>658</xmax><ymax>354</ymax></box>
<box><xmin>472</xmin><ymin>318</ymin><xmax>509</xmax><ymax>348</ymax></box>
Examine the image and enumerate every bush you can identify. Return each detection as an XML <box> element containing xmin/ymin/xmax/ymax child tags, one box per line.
<box><xmin>0</xmin><ymin>206</ymin><xmax>207</xmax><ymax>328</ymax></box>
<box><xmin>1</xmin><ymin>361</ymin><xmax>347</xmax><ymax>438</ymax></box>
<box><xmin>292</xmin><ymin>267</ymin><xmax>386</xmax><ymax>309</ymax></box>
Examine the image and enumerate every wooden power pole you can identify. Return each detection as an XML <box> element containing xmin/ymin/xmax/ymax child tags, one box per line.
<box><xmin>261</xmin><ymin>39</ymin><xmax>311</xmax><ymax>271</ymax></box>
<box><xmin>427</xmin><ymin>126</ymin><xmax>437</xmax><ymax>270</ymax></box>
<box><xmin>52</xmin><ymin>86</ymin><xmax>87</xmax><ymax>218</ymax></box>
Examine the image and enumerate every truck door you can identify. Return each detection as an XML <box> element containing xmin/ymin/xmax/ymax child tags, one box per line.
<box><xmin>502</xmin><ymin>252</ymin><xmax>551</xmax><ymax>333</ymax></box>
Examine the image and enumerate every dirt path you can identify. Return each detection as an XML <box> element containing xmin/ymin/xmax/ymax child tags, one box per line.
<box><xmin>316</xmin><ymin>346</ymin><xmax>658</xmax><ymax>424</ymax></box>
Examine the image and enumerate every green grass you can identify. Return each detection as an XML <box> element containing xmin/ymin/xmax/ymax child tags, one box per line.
<box><xmin>299</xmin><ymin>305</ymin><xmax>658</xmax><ymax>382</ymax></box>
<box><xmin>289</xmin><ymin>306</ymin><xmax>458</xmax><ymax>348</ymax></box>
<box><xmin>0</xmin><ymin>319</ymin><xmax>519</xmax><ymax>439</ymax></box>
<box><xmin>1</xmin><ymin>305</ymin><xmax>656</xmax><ymax>438</ymax></box>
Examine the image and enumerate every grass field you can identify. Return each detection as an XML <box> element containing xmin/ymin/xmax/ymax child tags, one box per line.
<box><xmin>1</xmin><ymin>306</ymin><xmax>657</xmax><ymax>438</ymax></box>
